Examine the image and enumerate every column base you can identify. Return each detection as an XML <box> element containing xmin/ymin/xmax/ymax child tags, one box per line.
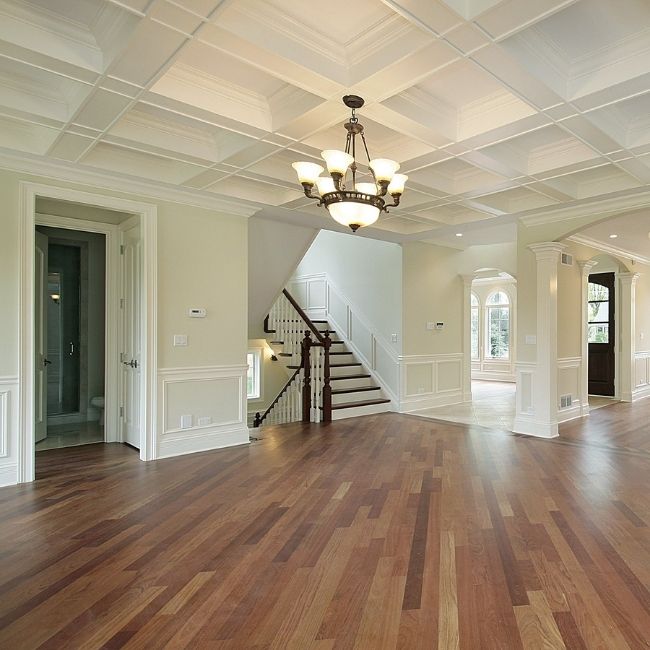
<box><xmin>513</xmin><ymin>415</ymin><xmax>559</xmax><ymax>438</ymax></box>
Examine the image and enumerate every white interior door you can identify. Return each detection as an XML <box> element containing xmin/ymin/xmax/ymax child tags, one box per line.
<box><xmin>120</xmin><ymin>219</ymin><xmax>142</xmax><ymax>449</ymax></box>
<box><xmin>34</xmin><ymin>231</ymin><xmax>49</xmax><ymax>443</ymax></box>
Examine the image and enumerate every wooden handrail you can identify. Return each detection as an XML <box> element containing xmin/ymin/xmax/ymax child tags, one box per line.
<box><xmin>282</xmin><ymin>289</ymin><xmax>325</xmax><ymax>343</ymax></box>
<box><xmin>253</xmin><ymin>366</ymin><xmax>301</xmax><ymax>428</ymax></box>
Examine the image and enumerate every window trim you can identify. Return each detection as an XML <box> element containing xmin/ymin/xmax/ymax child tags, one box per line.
<box><xmin>470</xmin><ymin>292</ymin><xmax>480</xmax><ymax>361</ymax></box>
<box><xmin>485</xmin><ymin>290</ymin><xmax>511</xmax><ymax>361</ymax></box>
<box><xmin>247</xmin><ymin>348</ymin><xmax>262</xmax><ymax>400</ymax></box>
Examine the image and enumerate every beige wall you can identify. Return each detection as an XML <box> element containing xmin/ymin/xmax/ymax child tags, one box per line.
<box><xmin>295</xmin><ymin>229</ymin><xmax>403</xmax><ymax>351</ymax></box>
<box><xmin>402</xmin><ymin>241</ymin><xmax>516</xmax><ymax>356</ymax></box>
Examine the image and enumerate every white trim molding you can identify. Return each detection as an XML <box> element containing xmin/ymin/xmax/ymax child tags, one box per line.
<box><xmin>398</xmin><ymin>353</ymin><xmax>464</xmax><ymax>413</ymax></box>
<box><xmin>0</xmin><ymin>377</ymin><xmax>19</xmax><ymax>487</ymax></box>
<box><xmin>569</xmin><ymin>234</ymin><xmax>650</xmax><ymax>267</ymax></box>
<box><xmin>157</xmin><ymin>365</ymin><xmax>250</xmax><ymax>459</ymax></box>
<box><xmin>633</xmin><ymin>351</ymin><xmax>650</xmax><ymax>401</ymax></box>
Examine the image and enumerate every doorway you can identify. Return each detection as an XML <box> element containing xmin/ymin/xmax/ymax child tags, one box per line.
<box><xmin>587</xmin><ymin>272</ymin><xmax>616</xmax><ymax>396</ymax></box>
<box><xmin>35</xmin><ymin>226</ymin><xmax>106</xmax><ymax>451</ymax></box>
<box><xmin>18</xmin><ymin>183</ymin><xmax>158</xmax><ymax>483</ymax></box>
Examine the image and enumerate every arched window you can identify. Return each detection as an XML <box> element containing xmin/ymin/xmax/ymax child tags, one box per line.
<box><xmin>470</xmin><ymin>293</ymin><xmax>480</xmax><ymax>360</ymax></box>
<box><xmin>486</xmin><ymin>291</ymin><xmax>510</xmax><ymax>359</ymax></box>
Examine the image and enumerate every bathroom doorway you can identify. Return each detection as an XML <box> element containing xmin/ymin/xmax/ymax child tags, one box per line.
<box><xmin>35</xmin><ymin>225</ymin><xmax>106</xmax><ymax>450</ymax></box>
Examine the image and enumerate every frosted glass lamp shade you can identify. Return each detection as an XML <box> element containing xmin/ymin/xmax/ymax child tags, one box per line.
<box><xmin>321</xmin><ymin>150</ymin><xmax>354</xmax><ymax>174</ymax></box>
<box><xmin>292</xmin><ymin>161</ymin><xmax>323</xmax><ymax>184</ymax></box>
<box><xmin>369</xmin><ymin>158</ymin><xmax>400</xmax><ymax>182</ymax></box>
<box><xmin>355</xmin><ymin>182</ymin><xmax>378</xmax><ymax>195</ymax></box>
<box><xmin>316</xmin><ymin>176</ymin><xmax>336</xmax><ymax>195</ymax></box>
<box><xmin>387</xmin><ymin>173</ymin><xmax>408</xmax><ymax>195</ymax></box>
<box><xmin>327</xmin><ymin>201</ymin><xmax>380</xmax><ymax>229</ymax></box>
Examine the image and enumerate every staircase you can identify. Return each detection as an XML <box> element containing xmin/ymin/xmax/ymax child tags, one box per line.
<box><xmin>297</xmin><ymin>320</ymin><xmax>391</xmax><ymax>420</ymax></box>
<box><xmin>253</xmin><ymin>290</ymin><xmax>391</xmax><ymax>429</ymax></box>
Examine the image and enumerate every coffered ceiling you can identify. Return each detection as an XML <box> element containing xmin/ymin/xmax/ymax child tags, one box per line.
<box><xmin>1</xmin><ymin>0</ymin><xmax>650</xmax><ymax>246</ymax></box>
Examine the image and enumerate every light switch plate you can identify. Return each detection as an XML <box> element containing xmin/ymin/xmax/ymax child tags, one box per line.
<box><xmin>426</xmin><ymin>322</ymin><xmax>435</xmax><ymax>330</ymax></box>
<box><xmin>173</xmin><ymin>334</ymin><xmax>188</xmax><ymax>346</ymax></box>
<box><xmin>525</xmin><ymin>335</ymin><xmax>537</xmax><ymax>345</ymax></box>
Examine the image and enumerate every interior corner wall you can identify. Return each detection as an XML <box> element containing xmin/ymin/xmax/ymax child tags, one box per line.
<box><xmin>246</xmin><ymin>338</ymin><xmax>289</xmax><ymax>415</ymax></box>
<box><xmin>294</xmin><ymin>230</ymin><xmax>403</xmax><ymax>353</ymax></box>
<box><xmin>0</xmin><ymin>168</ymin><xmax>250</xmax><ymax>486</ymax></box>
<box><xmin>248</xmin><ymin>216</ymin><xmax>317</xmax><ymax>338</ymax></box>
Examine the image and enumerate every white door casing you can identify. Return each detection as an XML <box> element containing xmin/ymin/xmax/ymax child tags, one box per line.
<box><xmin>19</xmin><ymin>182</ymin><xmax>158</xmax><ymax>483</ymax></box>
<box><xmin>34</xmin><ymin>230</ymin><xmax>48</xmax><ymax>444</ymax></box>
<box><xmin>120</xmin><ymin>217</ymin><xmax>142</xmax><ymax>448</ymax></box>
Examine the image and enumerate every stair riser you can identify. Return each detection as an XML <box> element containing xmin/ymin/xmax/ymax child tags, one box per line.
<box><xmin>332</xmin><ymin>403</ymin><xmax>391</xmax><ymax>420</ymax></box>
<box><xmin>330</xmin><ymin>366</ymin><xmax>363</xmax><ymax>377</ymax></box>
<box><xmin>332</xmin><ymin>390</ymin><xmax>383</xmax><ymax>405</ymax></box>
<box><xmin>328</xmin><ymin>377</ymin><xmax>374</xmax><ymax>390</ymax></box>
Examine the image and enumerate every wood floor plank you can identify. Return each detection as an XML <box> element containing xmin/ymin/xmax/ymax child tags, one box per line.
<box><xmin>0</xmin><ymin>405</ymin><xmax>647</xmax><ymax>648</ymax></box>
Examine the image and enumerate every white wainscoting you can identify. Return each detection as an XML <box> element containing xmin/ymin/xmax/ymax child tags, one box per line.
<box><xmin>633</xmin><ymin>351</ymin><xmax>650</xmax><ymax>400</ymax></box>
<box><xmin>157</xmin><ymin>365</ymin><xmax>249</xmax><ymax>459</ymax></box>
<box><xmin>398</xmin><ymin>354</ymin><xmax>464</xmax><ymax>412</ymax></box>
<box><xmin>557</xmin><ymin>357</ymin><xmax>584</xmax><ymax>423</ymax></box>
<box><xmin>289</xmin><ymin>273</ymin><xmax>400</xmax><ymax>404</ymax></box>
<box><xmin>513</xmin><ymin>362</ymin><xmax>542</xmax><ymax>435</ymax></box>
<box><xmin>0</xmin><ymin>377</ymin><xmax>19</xmax><ymax>487</ymax></box>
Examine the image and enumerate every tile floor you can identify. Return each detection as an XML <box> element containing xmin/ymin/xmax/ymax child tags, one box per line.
<box><xmin>417</xmin><ymin>380</ymin><xmax>516</xmax><ymax>431</ymax></box>
<box><xmin>36</xmin><ymin>421</ymin><xmax>104</xmax><ymax>451</ymax></box>
<box><xmin>416</xmin><ymin>380</ymin><xmax>618</xmax><ymax>431</ymax></box>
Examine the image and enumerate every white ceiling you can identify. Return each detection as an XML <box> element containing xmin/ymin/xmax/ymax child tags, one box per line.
<box><xmin>570</xmin><ymin>210</ymin><xmax>650</xmax><ymax>265</ymax></box>
<box><xmin>2</xmin><ymin>0</ymin><xmax>650</xmax><ymax>247</ymax></box>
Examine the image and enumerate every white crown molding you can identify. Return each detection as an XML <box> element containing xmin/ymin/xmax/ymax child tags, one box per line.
<box><xmin>567</xmin><ymin>233</ymin><xmax>650</xmax><ymax>266</ymax></box>
<box><xmin>0</xmin><ymin>147</ymin><xmax>262</xmax><ymax>217</ymax></box>
<box><xmin>518</xmin><ymin>186</ymin><xmax>650</xmax><ymax>226</ymax></box>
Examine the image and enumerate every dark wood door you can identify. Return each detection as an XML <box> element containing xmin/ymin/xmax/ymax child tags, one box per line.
<box><xmin>588</xmin><ymin>272</ymin><xmax>615</xmax><ymax>396</ymax></box>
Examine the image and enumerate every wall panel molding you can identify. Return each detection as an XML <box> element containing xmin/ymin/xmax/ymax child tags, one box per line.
<box><xmin>157</xmin><ymin>364</ymin><xmax>249</xmax><ymax>459</ymax></box>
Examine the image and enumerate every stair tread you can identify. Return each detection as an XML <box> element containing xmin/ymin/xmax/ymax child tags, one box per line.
<box><xmin>278</xmin><ymin>353</ymin><xmax>292</xmax><ymax>357</ymax></box>
<box><xmin>331</xmin><ymin>362</ymin><xmax>362</xmax><ymax>367</ymax></box>
<box><xmin>330</xmin><ymin>351</ymin><xmax>353</xmax><ymax>356</ymax></box>
<box><xmin>331</xmin><ymin>386</ymin><xmax>380</xmax><ymax>395</ymax></box>
<box><xmin>312</xmin><ymin>320</ymin><xmax>328</xmax><ymax>323</ymax></box>
<box><xmin>330</xmin><ymin>398</ymin><xmax>391</xmax><ymax>410</ymax></box>
<box><xmin>330</xmin><ymin>374</ymin><xmax>371</xmax><ymax>380</ymax></box>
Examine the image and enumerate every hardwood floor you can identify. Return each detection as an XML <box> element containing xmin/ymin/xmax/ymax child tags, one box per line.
<box><xmin>1</xmin><ymin>406</ymin><xmax>649</xmax><ymax>649</ymax></box>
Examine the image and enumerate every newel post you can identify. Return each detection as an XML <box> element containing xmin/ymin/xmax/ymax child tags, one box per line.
<box><xmin>302</xmin><ymin>331</ymin><xmax>312</xmax><ymax>422</ymax></box>
<box><xmin>322</xmin><ymin>330</ymin><xmax>332</xmax><ymax>422</ymax></box>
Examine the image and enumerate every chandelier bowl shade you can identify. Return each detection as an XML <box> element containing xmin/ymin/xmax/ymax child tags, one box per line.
<box><xmin>291</xmin><ymin>95</ymin><xmax>407</xmax><ymax>231</ymax></box>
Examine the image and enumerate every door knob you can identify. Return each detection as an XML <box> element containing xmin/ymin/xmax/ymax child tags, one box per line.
<box><xmin>43</xmin><ymin>358</ymin><xmax>52</xmax><ymax>366</ymax></box>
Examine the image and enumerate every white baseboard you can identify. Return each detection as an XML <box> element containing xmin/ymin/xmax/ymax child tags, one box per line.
<box><xmin>158</xmin><ymin>424</ymin><xmax>250</xmax><ymax>459</ymax></box>
<box><xmin>399</xmin><ymin>390</ymin><xmax>463</xmax><ymax>413</ymax></box>
<box><xmin>556</xmin><ymin>402</ymin><xmax>584</xmax><ymax>424</ymax></box>
<box><xmin>632</xmin><ymin>384</ymin><xmax>650</xmax><ymax>401</ymax></box>
<box><xmin>471</xmin><ymin>372</ymin><xmax>515</xmax><ymax>383</ymax></box>
<box><xmin>513</xmin><ymin>415</ymin><xmax>559</xmax><ymax>438</ymax></box>
<box><xmin>0</xmin><ymin>463</ymin><xmax>17</xmax><ymax>488</ymax></box>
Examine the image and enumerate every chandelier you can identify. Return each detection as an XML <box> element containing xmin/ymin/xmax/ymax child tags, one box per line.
<box><xmin>291</xmin><ymin>95</ymin><xmax>407</xmax><ymax>232</ymax></box>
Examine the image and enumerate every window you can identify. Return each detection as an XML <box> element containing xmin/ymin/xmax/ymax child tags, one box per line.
<box><xmin>588</xmin><ymin>282</ymin><xmax>609</xmax><ymax>343</ymax></box>
<box><xmin>470</xmin><ymin>293</ymin><xmax>480</xmax><ymax>360</ymax></box>
<box><xmin>486</xmin><ymin>291</ymin><xmax>510</xmax><ymax>359</ymax></box>
<box><xmin>247</xmin><ymin>350</ymin><xmax>261</xmax><ymax>399</ymax></box>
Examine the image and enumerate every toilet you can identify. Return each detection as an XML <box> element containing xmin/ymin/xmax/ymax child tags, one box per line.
<box><xmin>90</xmin><ymin>396</ymin><xmax>105</xmax><ymax>427</ymax></box>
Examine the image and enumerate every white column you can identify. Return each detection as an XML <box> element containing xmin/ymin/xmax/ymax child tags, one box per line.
<box><xmin>518</xmin><ymin>242</ymin><xmax>565</xmax><ymax>438</ymax></box>
<box><xmin>578</xmin><ymin>260</ymin><xmax>598</xmax><ymax>414</ymax></box>
<box><xmin>461</xmin><ymin>274</ymin><xmax>475</xmax><ymax>402</ymax></box>
<box><xmin>618</xmin><ymin>272</ymin><xmax>639</xmax><ymax>402</ymax></box>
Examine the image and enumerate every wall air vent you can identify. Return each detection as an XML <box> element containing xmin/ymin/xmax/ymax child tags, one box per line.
<box><xmin>561</xmin><ymin>253</ymin><xmax>573</xmax><ymax>266</ymax></box>
<box><xmin>560</xmin><ymin>394</ymin><xmax>573</xmax><ymax>409</ymax></box>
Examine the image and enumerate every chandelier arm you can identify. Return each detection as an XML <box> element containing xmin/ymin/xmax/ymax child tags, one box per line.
<box><xmin>384</xmin><ymin>194</ymin><xmax>402</xmax><ymax>209</ymax></box>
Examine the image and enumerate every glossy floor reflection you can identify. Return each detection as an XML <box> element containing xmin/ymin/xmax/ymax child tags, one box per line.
<box><xmin>36</xmin><ymin>421</ymin><xmax>104</xmax><ymax>451</ymax></box>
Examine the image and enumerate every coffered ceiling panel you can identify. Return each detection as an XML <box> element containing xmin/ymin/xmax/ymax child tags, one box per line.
<box><xmin>0</xmin><ymin>0</ymin><xmax>647</xmax><ymax>245</ymax></box>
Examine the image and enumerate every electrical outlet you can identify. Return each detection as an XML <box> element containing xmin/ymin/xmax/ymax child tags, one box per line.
<box><xmin>391</xmin><ymin>333</ymin><xmax>398</xmax><ymax>342</ymax></box>
<box><xmin>173</xmin><ymin>334</ymin><xmax>188</xmax><ymax>347</ymax></box>
<box><xmin>197</xmin><ymin>416</ymin><xmax>212</xmax><ymax>427</ymax></box>
<box><xmin>180</xmin><ymin>414</ymin><xmax>193</xmax><ymax>429</ymax></box>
